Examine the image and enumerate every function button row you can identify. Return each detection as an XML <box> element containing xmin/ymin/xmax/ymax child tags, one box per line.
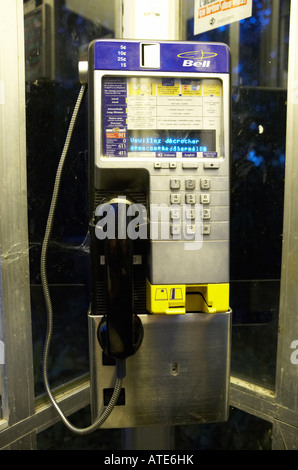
<box><xmin>154</xmin><ymin>161</ymin><xmax>220</xmax><ymax>170</ymax></box>
<box><xmin>182</xmin><ymin>161</ymin><xmax>219</xmax><ymax>170</ymax></box>
<box><xmin>154</xmin><ymin>162</ymin><xmax>177</xmax><ymax>169</ymax></box>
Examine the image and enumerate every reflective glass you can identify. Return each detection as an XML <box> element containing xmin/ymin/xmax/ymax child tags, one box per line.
<box><xmin>24</xmin><ymin>0</ymin><xmax>116</xmax><ymax>395</ymax></box>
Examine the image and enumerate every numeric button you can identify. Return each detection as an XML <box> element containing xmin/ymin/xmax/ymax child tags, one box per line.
<box><xmin>170</xmin><ymin>208</ymin><xmax>181</xmax><ymax>220</ymax></box>
<box><xmin>203</xmin><ymin>208</ymin><xmax>211</xmax><ymax>220</ymax></box>
<box><xmin>185</xmin><ymin>208</ymin><xmax>195</xmax><ymax>220</ymax></box>
<box><xmin>171</xmin><ymin>225</ymin><xmax>181</xmax><ymax>236</ymax></box>
<box><xmin>170</xmin><ymin>193</ymin><xmax>181</xmax><ymax>204</ymax></box>
<box><xmin>202</xmin><ymin>225</ymin><xmax>211</xmax><ymax>235</ymax></box>
<box><xmin>185</xmin><ymin>179</ymin><xmax>196</xmax><ymax>190</ymax></box>
<box><xmin>200</xmin><ymin>194</ymin><xmax>210</xmax><ymax>204</ymax></box>
<box><xmin>200</xmin><ymin>178</ymin><xmax>211</xmax><ymax>190</ymax></box>
<box><xmin>185</xmin><ymin>194</ymin><xmax>196</xmax><ymax>204</ymax></box>
<box><xmin>170</xmin><ymin>178</ymin><xmax>181</xmax><ymax>189</ymax></box>
<box><xmin>185</xmin><ymin>224</ymin><xmax>196</xmax><ymax>236</ymax></box>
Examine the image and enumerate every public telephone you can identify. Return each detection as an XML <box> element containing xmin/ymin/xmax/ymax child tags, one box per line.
<box><xmin>42</xmin><ymin>39</ymin><xmax>231</xmax><ymax>434</ymax></box>
<box><xmin>87</xmin><ymin>39</ymin><xmax>231</xmax><ymax>428</ymax></box>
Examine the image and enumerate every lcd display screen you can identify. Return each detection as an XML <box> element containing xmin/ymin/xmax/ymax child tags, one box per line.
<box><xmin>127</xmin><ymin>129</ymin><xmax>215</xmax><ymax>154</ymax></box>
<box><xmin>102</xmin><ymin>76</ymin><xmax>222</xmax><ymax>158</ymax></box>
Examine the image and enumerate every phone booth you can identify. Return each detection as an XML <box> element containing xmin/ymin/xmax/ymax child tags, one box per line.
<box><xmin>1</xmin><ymin>0</ymin><xmax>298</xmax><ymax>451</ymax></box>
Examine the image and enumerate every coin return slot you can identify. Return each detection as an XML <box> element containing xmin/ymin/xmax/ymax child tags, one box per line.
<box><xmin>185</xmin><ymin>286</ymin><xmax>214</xmax><ymax>313</ymax></box>
<box><xmin>141</xmin><ymin>43</ymin><xmax>160</xmax><ymax>68</ymax></box>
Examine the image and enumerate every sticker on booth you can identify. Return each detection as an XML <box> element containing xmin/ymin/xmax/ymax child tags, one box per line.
<box><xmin>194</xmin><ymin>0</ymin><xmax>252</xmax><ymax>35</ymax></box>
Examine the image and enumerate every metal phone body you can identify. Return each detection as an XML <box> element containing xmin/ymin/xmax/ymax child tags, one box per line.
<box><xmin>88</xmin><ymin>39</ymin><xmax>231</xmax><ymax>427</ymax></box>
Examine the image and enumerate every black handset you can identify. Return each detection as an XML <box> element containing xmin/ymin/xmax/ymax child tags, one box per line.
<box><xmin>97</xmin><ymin>197</ymin><xmax>144</xmax><ymax>359</ymax></box>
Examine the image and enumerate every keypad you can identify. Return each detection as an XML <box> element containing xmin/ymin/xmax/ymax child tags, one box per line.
<box><xmin>168</xmin><ymin>173</ymin><xmax>212</xmax><ymax>236</ymax></box>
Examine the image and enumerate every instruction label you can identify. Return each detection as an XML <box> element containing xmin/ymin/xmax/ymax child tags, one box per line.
<box><xmin>102</xmin><ymin>77</ymin><xmax>222</xmax><ymax>157</ymax></box>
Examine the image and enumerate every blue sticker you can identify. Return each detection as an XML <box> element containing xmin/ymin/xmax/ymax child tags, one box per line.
<box><xmin>156</xmin><ymin>152</ymin><xmax>177</xmax><ymax>158</ymax></box>
<box><xmin>182</xmin><ymin>152</ymin><xmax>197</xmax><ymax>158</ymax></box>
<box><xmin>203</xmin><ymin>152</ymin><xmax>218</xmax><ymax>158</ymax></box>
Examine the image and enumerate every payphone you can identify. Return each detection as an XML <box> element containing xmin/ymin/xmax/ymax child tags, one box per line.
<box><xmin>42</xmin><ymin>38</ymin><xmax>231</xmax><ymax>434</ymax></box>
<box><xmin>87</xmin><ymin>39</ymin><xmax>231</xmax><ymax>428</ymax></box>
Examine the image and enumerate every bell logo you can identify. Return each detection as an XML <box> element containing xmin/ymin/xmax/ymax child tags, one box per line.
<box><xmin>182</xmin><ymin>59</ymin><xmax>211</xmax><ymax>68</ymax></box>
<box><xmin>0</xmin><ymin>340</ymin><xmax>4</xmax><ymax>364</ymax></box>
<box><xmin>177</xmin><ymin>49</ymin><xmax>217</xmax><ymax>68</ymax></box>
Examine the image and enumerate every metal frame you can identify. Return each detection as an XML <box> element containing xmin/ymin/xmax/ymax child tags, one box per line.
<box><xmin>0</xmin><ymin>0</ymin><xmax>36</xmax><ymax>449</ymax></box>
<box><xmin>0</xmin><ymin>0</ymin><xmax>297</xmax><ymax>450</ymax></box>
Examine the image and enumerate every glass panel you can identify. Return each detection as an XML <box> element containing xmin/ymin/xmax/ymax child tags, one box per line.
<box><xmin>186</xmin><ymin>0</ymin><xmax>290</xmax><ymax>389</ymax></box>
<box><xmin>24</xmin><ymin>0</ymin><xmax>116</xmax><ymax>395</ymax></box>
<box><xmin>36</xmin><ymin>406</ymin><xmax>272</xmax><ymax>450</ymax></box>
<box><xmin>37</xmin><ymin>406</ymin><xmax>122</xmax><ymax>450</ymax></box>
<box><xmin>175</xmin><ymin>408</ymin><xmax>272</xmax><ymax>450</ymax></box>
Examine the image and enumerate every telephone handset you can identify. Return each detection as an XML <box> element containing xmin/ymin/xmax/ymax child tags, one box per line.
<box><xmin>97</xmin><ymin>197</ymin><xmax>144</xmax><ymax>360</ymax></box>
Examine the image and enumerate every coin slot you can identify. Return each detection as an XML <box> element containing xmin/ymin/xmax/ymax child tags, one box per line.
<box><xmin>140</xmin><ymin>43</ymin><xmax>160</xmax><ymax>68</ymax></box>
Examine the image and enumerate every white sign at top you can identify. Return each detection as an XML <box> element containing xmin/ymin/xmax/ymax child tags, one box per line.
<box><xmin>194</xmin><ymin>0</ymin><xmax>253</xmax><ymax>35</ymax></box>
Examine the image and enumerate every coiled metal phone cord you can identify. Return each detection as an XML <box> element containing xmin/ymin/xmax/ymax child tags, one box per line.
<box><xmin>40</xmin><ymin>84</ymin><xmax>123</xmax><ymax>435</ymax></box>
